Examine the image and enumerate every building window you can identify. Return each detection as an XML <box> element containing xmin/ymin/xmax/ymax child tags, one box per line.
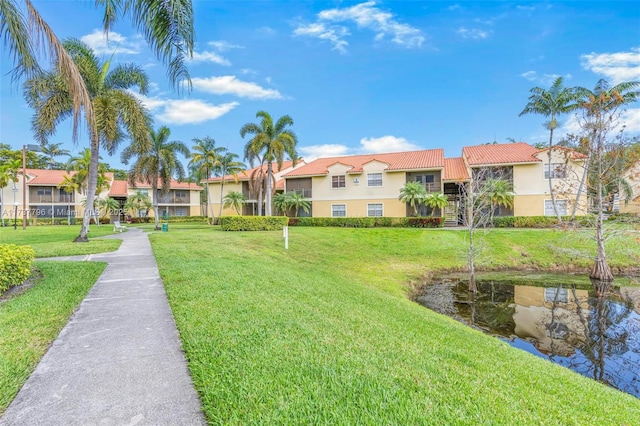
<box><xmin>544</xmin><ymin>200</ymin><xmax>567</xmax><ymax>216</ymax></box>
<box><xmin>367</xmin><ymin>173</ymin><xmax>383</xmax><ymax>187</ymax></box>
<box><xmin>175</xmin><ymin>207</ymin><xmax>188</xmax><ymax>217</ymax></box>
<box><xmin>332</xmin><ymin>175</ymin><xmax>346</xmax><ymax>188</ymax></box>
<box><xmin>415</xmin><ymin>175</ymin><xmax>435</xmax><ymax>184</ymax></box>
<box><xmin>37</xmin><ymin>188</ymin><xmax>52</xmax><ymax>196</ymax></box>
<box><xmin>544</xmin><ymin>287</ymin><xmax>569</xmax><ymax>303</ymax></box>
<box><xmin>367</xmin><ymin>203</ymin><xmax>383</xmax><ymax>217</ymax></box>
<box><xmin>544</xmin><ymin>163</ymin><xmax>567</xmax><ymax>179</ymax></box>
<box><xmin>332</xmin><ymin>204</ymin><xmax>346</xmax><ymax>217</ymax></box>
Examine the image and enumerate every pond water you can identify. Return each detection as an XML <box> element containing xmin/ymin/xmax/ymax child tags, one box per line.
<box><xmin>414</xmin><ymin>275</ymin><xmax>640</xmax><ymax>398</ymax></box>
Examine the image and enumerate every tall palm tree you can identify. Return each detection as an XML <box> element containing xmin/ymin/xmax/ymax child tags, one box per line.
<box><xmin>188</xmin><ymin>136</ymin><xmax>224</xmax><ymax>224</ymax></box>
<box><xmin>520</xmin><ymin>76</ymin><xmax>580</xmax><ymax>222</ymax></box>
<box><xmin>24</xmin><ymin>39</ymin><xmax>150</xmax><ymax>242</ymax></box>
<box><xmin>240</xmin><ymin>111</ymin><xmax>299</xmax><ymax>216</ymax></box>
<box><xmin>40</xmin><ymin>142</ymin><xmax>70</xmax><ymax>169</ymax></box>
<box><xmin>399</xmin><ymin>181</ymin><xmax>427</xmax><ymax>216</ymax></box>
<box><xmin>223</xmin><ymin>191</ymin><xmax>246</xmax><ymax>215</ymax></box>
<box><xmin>214</xmin><ymin>151</ymin><xmax>246</xmax><ymax>219</ymax></box>
<box><xmin>122</xmin><ymin>125</ymin><xmax>189</xmax><ymax>230</ymax></box>
<box><xmin>424</xmin><ymin>192</ymin><xmax>449</xmax><ymax>218</ymax></box>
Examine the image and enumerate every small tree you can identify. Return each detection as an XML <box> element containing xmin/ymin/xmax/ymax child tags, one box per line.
<box><xmin>285</xmin><ymin>191</ymin><xmax>311</xmax><ymax>217</ymax></box>
<box><xmin>399</xmin><ymin>182</ymin><xmax>427</xmax><ymax>215</ymax></box>
<box><xmin>272</xmin><ymin>192</ymin><xmax>288</xmax><ymax>216</ymax></box>
<box><xmin>98</xmin><ymin>197</ymin><xmax>120</xmax><ymax>220</ymax></box>
<box><xmin>423</xmin><ymin>192</ymin><xmax>449</xmax><ymax>217</ymax></box>
<box><xmin>124</xmin><ymin>190</ymin><xmax>153</xmax><ymax>218</ymax></box>
<box><xmin>223</xmin><ymin>191</ymin><xmax>246</xmax><ymax>215</ymax></box>
<box><xmin>485</xmin><ymin>178</ymin><xmax>514</xmax><ymax>223</ymax></box>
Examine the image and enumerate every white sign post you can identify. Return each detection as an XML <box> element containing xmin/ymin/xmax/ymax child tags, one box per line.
<box><xmin>283</xmin><ymin>225</ymin><xmax>289</xmax><ymax>250</ymax></box>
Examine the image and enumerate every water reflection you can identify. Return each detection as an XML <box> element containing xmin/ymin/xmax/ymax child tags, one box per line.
<box><xmin>414</xmin><ymin>277</ymin><xmax>640</xmax><ymax>397</ymax></box>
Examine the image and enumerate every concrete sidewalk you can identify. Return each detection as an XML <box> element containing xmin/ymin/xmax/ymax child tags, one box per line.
<box><xmin>1</xmin><ymin>227</ymin><xmax>206</xmax><ymax>425</ymax></box>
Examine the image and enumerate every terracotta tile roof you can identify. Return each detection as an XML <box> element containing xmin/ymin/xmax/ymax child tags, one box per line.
<box><xmin>443</xmin><ymin>158</ymin><xmax>470</xmax><ymax>181</ymax></box>
<box><xmin>284</xmin><ymin>149</ymin><xmax>444</xmax><ymax>177</ymax></box>
<box><xmin>131</xmin><ymin>178</ymin><xmax>201</xmax><ymax>190</ymax></box>
<box><xmin>206</xmin><ymin>161</ymin><xmax>297</xmax><ymax>183</ymax></box>
<box><xmin>536</xmin><ymin>146</ymin><xmax>587</xmax><ymax>160</ymax></box>
<box><xmin>275</xmin><ymin>179</ymin><xmax>285</xmax><ymax>190</ymax></box>
<box><xmin>24</xmin><ymin>169</ymin><xmax>74</xmax><ymax>185</ymax></box>
<box><xmin>109</xmin><ymin>180</ymin><xmax>129</xmax><ymax>196</ymax></box>
<box><xmin>462</xmin><ymin>142</ymin><xmax>541</xmax><ymax>166</ymax></box>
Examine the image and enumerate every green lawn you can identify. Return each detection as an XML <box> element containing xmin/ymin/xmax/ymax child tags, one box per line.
<box><xmin>0</xmin><ymin>261</ymin><xmax>106</xmax><ymax>414</ymax></box>
<box><xmin>0</xmin><ymin>224</ymin><xmax>121</xmax><ymax>257</ymax></box>
<box><xmin>150</xmin><ymin>226</ymin><xmax>640</xmax><ymax>424</ymax></box>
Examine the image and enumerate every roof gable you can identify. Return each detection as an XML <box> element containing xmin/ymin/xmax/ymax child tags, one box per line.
<box><xmin>462</xmin><ymin>142</ymin><xmax>541</xmax><ymax>166</ymax></box>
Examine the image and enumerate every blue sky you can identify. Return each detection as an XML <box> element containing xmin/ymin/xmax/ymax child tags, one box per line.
<box><xmin>1</xmin><ymin>1</ymin><xmax>639</xmax><ymax>170</ymax></box>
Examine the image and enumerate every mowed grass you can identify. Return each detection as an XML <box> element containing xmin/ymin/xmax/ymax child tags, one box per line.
<box><xmin>0</xmin><ymin>261</ymin><xmax>106</xmax><ymax>414</ymax></box>
<box><xmin>150</xmin><ymin>226</ymin><xmax>640</xmax><ymax>424</ymax></box>
<box><xmin>0</xmin><ymin>224</ymin><xmax>121</xmax><ymax>257</ymax></box>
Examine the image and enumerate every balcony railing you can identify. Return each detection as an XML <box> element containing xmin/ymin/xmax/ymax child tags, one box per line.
<box><xmin>287</xmin><ymin>189</ymin><xmax>312</xmax><ymax>198</ymax></box>
<box><xmin>424</xmin><ymin>182</ymin><xmax>442</xmax><ymax>193</ymax></box>
<box><xmin>29</xmin><ymin>193</ymin><xmax>75</xmax><ymax>203</ymax></box>
<box><xmin>157</xmin><ymin>196</ymin><xmax>189</xmax><ymax>204</ymax></box>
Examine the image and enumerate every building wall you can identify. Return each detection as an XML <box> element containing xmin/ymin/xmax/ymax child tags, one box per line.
<box><xmin>312</xmin><ymin>199</ymin><xmax>407</xmax><ymax>218</ymax></box>
<box><xmin>207</xmin><ymin>181</ymin><xmax>244</xmax><ymax>217</ymax></box>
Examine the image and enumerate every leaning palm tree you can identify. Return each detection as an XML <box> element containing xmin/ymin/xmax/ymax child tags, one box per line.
<box><xmin>423</xmin><ymin>192</ymin><xmax>449</xmax><ymax>218</ymax></box>
<box><xmin>223</xmin><ymin>191</ymin><xmax>246</xmax><ymax>215</ymax></box>
<box><xmin>240</xmin><ymin>111</ymin><xmax>299</xmax><ymax>216</ymax></box>
<box><xmin>520</xmin><ymin>76</ymin><xmax>580</xmax><ymax>222</ymax></box>
<box><xmin>189</xmin><ymin>137</ymin><xmax>224</xmax><ymax>224</ymax></box>
<box><xmin>399</xmin><ymin>181</ymin><xmax>427</xmax><ymax>216</ymax></box>
<box><xmin>122</xmin><ymin>126</ymin><xmax>189</xmax><ymax>230</ymax></box>
<box><xmin>24</xmin><ymin>39</ymin><xmax>151</xmax><ymax>242</ymax></box>
<box><xmin>214</xmin><ymin>151</ymin><xmax>246</xmax><ymax>219</ymax></box>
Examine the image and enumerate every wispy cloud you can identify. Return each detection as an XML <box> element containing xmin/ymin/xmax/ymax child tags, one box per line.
<box><xmin>293</xmin><ymin>1</ymin><xmax>424</xmax><ymax>53</ymax></box>
<box><xmin>189</xmin><ymin>51</ymin><xmax>231</xmax><ymax>66</ymax></box>
<box><xmin>520</xmin><ymin>71</ymin><xmax>572</xmax><ymax>86</ymax></box>
<box><xmin>80</xmin><ymin>29</ymin><xmax>142</xmax><ymax>55</ymax></box>
<box><xmin>580</xmin><ymin>47</ymin><xmax>640</xmax><ymax>84</ymax></box>
<box><xmin>191</xmin><ymin>76</ymin><xmax>283</xmax><ymax>99</ymax></box>
<box><xmin>299</xmin><ymin>144</ymin><xmax>351</xmax><ymax>161</ymax></box>
<box><xmin>134</xmin><ymin>93</ymin><xmax>238</xmax><ymax>124</ymax></box>
<box><xmin>207</xmin><ymin>40</ymin><xmax>244</xmax><ymax>52</ymax></box>
<box><xmin>456</xmin><ymin>27</ymin><xmax>490</xmax><ymax>40</ymax></box>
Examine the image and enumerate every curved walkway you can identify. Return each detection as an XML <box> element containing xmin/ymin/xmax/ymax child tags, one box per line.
<box><xmin>0</xmin><ymin>227</ymin><xmax>205</xmax><ymax>426</ymax></box>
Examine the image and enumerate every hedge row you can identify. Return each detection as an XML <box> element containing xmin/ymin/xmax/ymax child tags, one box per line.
<box><xmin>287</xmin><ymin>217</ymin><xmax>445</xmax><ymax>228</ymax></box>
<box><xmin>220</xmin><ymin>216</ymin><xmax>289</xmax><ymax>231</ymax></box>
<box><xmin>492</xmin><ymin>215</ymin><xmax>596</xmax><ymax>228</ymax></box>
<box><xmin>0</xmin><ymin>244</ymin><xmax>35</xmax><ymax>294</ymax></box>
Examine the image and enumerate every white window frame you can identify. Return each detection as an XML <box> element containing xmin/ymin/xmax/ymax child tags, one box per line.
<box><xmin>331</xmin><ymin>204</ymin><xmax>346</xmax><ymax>217</ymax></box>
<box><xmin>544</xmin><ymin>163</ymin><xmax>567</xmax><ymax>179</ymax></box>
<box><xmin>367</xmin><ymin>173</ymin><xmax>383</xmax><ymax>187</ymax></box>
<box><xmin>367</xmin><ymin>203</ymin><xmax>383</xmax><ymax>217</ymax></box>
<box><xmin>544</xmin><ymin>199</ymin><xmax>568</xmax><ymax>216</ymax></box>
<box><xmin>331</xmin><ymin>175</ymin><xmax>346</xmax><ymax>189</ymax></box>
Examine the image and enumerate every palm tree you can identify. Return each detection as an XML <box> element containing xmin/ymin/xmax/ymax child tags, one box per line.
<box><xmin>240</xmin><ymin>111</ymin><xmax>299</xmax><ymax>216</ymax></box>
<box><xmin>122</xmin><ymin>125</ymin><xmax>189</xmax><ymax>230</ymax></box>
<box><xmin>58</xmin><ymin>174</ymin><xmax>79</xmax><ymax>225</ymax></box>
<box><xmin>98</xmin><ymin>197</ymin><xmax>121</xmax><ymax>220</ymax></box>
<box><xmin>40</xmin><ymin>142</ymin><xmax>70</xmax><ymax>169</ymax></box>
<box><xmin>189</xmin><ymin>137</ymin><xmax>224</xmax><ymax>224</ymax></box>
<box><xmin>0</xmin><ymin>160</ymin><xmax>20</xmax><ymax>227</ymax></box>
<box><xmin>484</xmin><ymin>179</ymin><xmax>514</xmax><ymax>222</ymax></box>
<box><xmin>124</xmin><ymin>190</ymin><xmax>153</xmax><ymax>218</ymax></box>
<box><xmin>520</xmin><ymin>76</ymin><xmax>580</xmax><ymax>222</ymax></box>
<box><xmin>24</xmin><ymin>39</ymin><xmax>150</xmax><ymax>242</ymax></box>
<box><xmin>285</xmin><ymin>191</ymin><xmax>311</xmax><ymax>217</ymax></box>
<box><xmin>424</xmin><ymin>192</ymin><xmax>449</xmax><ymax>218</ymax></box>
<box><xmin>272</xmin><ymin>192</ymin><xmax>288</xmax><ymax>216</ymax></box>
<box><xmin>223</xmin><ymin>191</ymin><xmax>246</xmax><ymax>215</ymax></box>
<box><xmin>65</xmin><ymin>148</ymin><xmax>110</xmax><ymax>196</ymax></box>
<box><xmin>214</xmin><ymin>151</ymin><xmax>246</xmax><ymax>219</ymax></box>
<box><xmin>399</xmin><ymin>181</ymin><xmax>427</xmax><ymax>215</ymax></box>
<box><xmin>1</xmin><ymin>0</ymin><xmax>194</xmax><ymax>155</ymax></box>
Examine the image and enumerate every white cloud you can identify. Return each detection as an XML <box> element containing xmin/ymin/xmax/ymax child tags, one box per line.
<box><xmin>240</xmin><ymin>68</ymin><xmax>258</xmax><ymax>75</ymax></box>
<box><xmin>80</xmin><ymin>29</ymin><xmax>142</xmax><ymax>55</ymax></box>
<box><xmin>358</xmin><ymin>135</ymin><xmax>421</xmax><ymax>153</ymax></box>
<box><xmin>133</xmin><ymin>93</ymin><xmax>239</xmax><ymax>124</ymax></box>
<box><xmin>299</xmin><ymin>144</ymin><xmax>350</xmax><ymax>161</ymax></box>
<box><xmin>207</xmin><ymin>40</ymin><xmax>244</xmax><ymax>51</ymax></box>
<box><xmin>621</xmin><ymin>108</ymin><xmax>640</xmax><ymax>133</ymax></box>
<box><xmin>580</xmin><ymin>47</ymin><xmax>640</xmax><ymax>84</ymax></box>
<box><xmin>558</xmin><ymin>108</ymin><xmax>640</xmax><ymax>137</ymax></box>
<box><xmin>191</xmin><ymin>76</ymin><xmax>283</xmax><ymax>99</ymax></box>
<box><xmin>258</xmin><ymin>26</ymin><xmax>276</xmax><ymax>35</ymax></box>
<box><xmin>293</xmin><ymin>1</ymin><xmax>424</xmax><ymax>52</ymax></box>
<box><xmin>189</xmin><ymin>51</ymin><xmax>231</xmax><ymax>66</ymax></box>
<box><xmin>293</xmin><ymin>23</ymin><xmax>350</xmax><ymax>53</ymax></box>
<box><xmin>456</xmin><ymin>27</ymin><xmax>490</xmax><ymax>40</ymax></box>
<box><xmin>520</xmin><ymin>71</ymin><xmax>572</xmax><ymax>86</ymax></box>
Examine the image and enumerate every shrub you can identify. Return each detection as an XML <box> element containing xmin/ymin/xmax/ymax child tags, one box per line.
<box><xmin>163</xmin><ymin>216</ymin><xmax>207</xmax><ymax>223</ymax></box>
<box><xmin>130</xmin><ymin>217</ymin><xmax>152</xmax><ymax>224</ymax></box>
<box><xmin>491</xmin><ymin>215</ymin><xmax>594</xmax><ymax>228</ymax></box>
<box><xmin>287</xmin><ymin>217</ymin><xmax>445</xmax><ymax>228</ymax></box>
<box><xmin>221</xmin><ymin>216</ymin><xmax>289</xmax><ymax>231</ymax></box>
<box><xmin>493</xmin><ymin>216</ymin><xmax>516</xmax><ymax>228</ymax></box>
<box><xmin>406</xmin><ymin>217</ymin><xmax>444</xmax><ymax>228</ymax></box>
<box><xmin>0</xmin><ymin>244</ymin><xmax>35</xmax><ymax>294</ymax></box>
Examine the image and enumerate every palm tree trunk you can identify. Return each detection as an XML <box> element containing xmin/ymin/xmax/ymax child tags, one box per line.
<box><xmin>153</xmin><ymin>184</ymin><xmax>160</xmax><ymax>230</ymax></box>
<box><xmin>266</xmin><ymin>162</ymin><xmax>273</xmax><ymax>216</ymax></box>
<box><xmin>75</xmin><ymin>135</ymin><xmax>99</xmax><ymax>242</ymax></box>
<box><xmin>205</xmin><ymin>166</ymin><xmax>213</xmax><ymax>224</ymax></box>
<box><xmin>548</xmin><ymin>126</ymin><xmax>563</xmax><ymax>223</ymax></box>
<box><xmin>218</xmin><ymin>179</ymin><xmax>225</xmax><ymax>220</ymax></box>
<box><xmin>1</xmin><ymin>189</ymin><xmax>4</xmax><ymax>227</ymax></box>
